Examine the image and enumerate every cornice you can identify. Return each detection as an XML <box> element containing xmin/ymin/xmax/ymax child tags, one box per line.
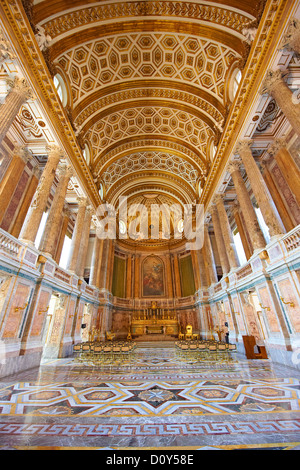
<box><xmin>34</xmin><ymin>1</ymin><xmax>256</xmax><ymax>28</ymax></box>
<box><xmin>0</xmin><ymin>0</ymin><xmax>101</xmax><ymax>208</ymax></box>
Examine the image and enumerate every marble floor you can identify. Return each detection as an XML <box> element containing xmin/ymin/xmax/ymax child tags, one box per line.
<box><xmin>0</xmin><ymin>342</ymin><xmax>300</xmax><ymax>450</ymax></box>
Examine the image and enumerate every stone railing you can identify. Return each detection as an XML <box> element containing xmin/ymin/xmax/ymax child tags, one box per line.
<box><xmin>282</xmin><ymin>226</ymin><xmax>300</xmax><ymax>253</ymax></box>
<box><xmin>0</xmin><ymin>228</ymin><xmax>23</xmax><ymax>258</ymax></box>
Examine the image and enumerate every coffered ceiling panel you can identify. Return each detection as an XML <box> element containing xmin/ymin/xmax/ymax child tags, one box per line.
<box><xmin>31</xmin><ymin>0</ymin><xmax>259</xmax><ymax>207</ymax></box>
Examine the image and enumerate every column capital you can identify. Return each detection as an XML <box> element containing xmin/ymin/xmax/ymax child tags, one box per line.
<box><xmin>57</xmin><ymin>162</ymin><xmax>73</xmax><ymax>179</ymax></box>
<box><xmin>207</xmin><ymin>202</ymin><xmax>217</xmax><ymax>215</ymax></box>
<box><xmin>260</xmin><ymin>69</ymin><xmax>288</xmax><ymax>95</ymax></box>
<box><xmin>267</xmin><ymin>138</ymin><xmax>288</xmax><ymax>157</ymax></box>
<box><xmin>231</xmin><ymin>199</ymin><xmax>240</xmax><ymax>214</ymax></box>
<box><xmin>234</xmin><ymin>140</ymin><xmax>253</xmax><ymax>156</ymax></box>
<box><xmin>86</xmin><ymin>205</ymin><xmax>95</xmax><ymax>216</ymax></box>
<box><xmin>227</xmin><ymin>159</ymin><xmax>242</xmax><ymax>174</ymax></box>
<box><xmin>76</xmin><ymin>195</ymin><xmax>88</xmax><ymax>206</ymax></box>
<box><xmin>213</xmin><ymin>193</ymin><xmax>225</xmax><ymax>205</ymax></box>
<box><xmin>14</xmin><ymin>145</ymin><xmax>33</xmax><ymax>164</ymax></box>
<box><xmin>46</xmin><ymin>144</ymin><xmax>65</xmax><ymax>164</ymax></box>
<box><xmin>280</xmin><ymin>18</ymin><xmax>300</xmax><ymax>55</ymax></box>
<box><xmin>6</xmin><ymin>76</ymin><xmax>34</xmax><ymax>101</ymax></box>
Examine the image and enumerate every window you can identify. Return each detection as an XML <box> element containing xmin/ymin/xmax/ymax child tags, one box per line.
<box><xmin>53</xmin><ymin>74</ymin><xmax>67</xmax><ymax>106</ymax></box>
<box><xmin>177</xmin><ymin>219</ymin><xmax>184</xmax><ymax>233</ymax></box>
<box><xmin>99</xmin><ymin>183</ymin><xmax>104</xmax><ymax>199</ymax></box>
<box><xmin>59</xmin><ymin>234</ymin><xmax>72</xmax><ymax>269</ymax></box>
<box><xmin>83</xmin><ymin>144</ymin><xmax>90</xmax><ymax>165</ymax></box>
<box><xmin>35</xmin><ymin>211</ymin><xmax>48</xmax><ymax>248</ymax></box>
<box><xmin>119</xmin><ymin>220</ymin><xmax>126</xmax><ymax>235</ymax></box>
<box><xmin>229</xmin><ymin>68</ymin><xmax>242</xmax><ymax>102</ymax></box>
<box><xmin>233</xmin><ymin>231</ymin><xmax>247</xmax><ymax>266</ymax></box>
<box><xmin>255</xmin><ymin>207</ymin><xmax>270</xmax><ymax>243</ymax></box>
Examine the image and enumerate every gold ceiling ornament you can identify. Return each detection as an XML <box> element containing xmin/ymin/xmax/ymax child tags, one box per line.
<box><xmin>94</xmin><ymin>138</ymin><xmax>207</xmax><ymax>177</ymax></box>
<box><xmin>35</xmin><ymin>1</ymin><xmax>255</xmax><ymax>42</ymax></box>
<box><xmin>101</xmin><ymin>151</ymin><xmax>199</xmax><ymax>192</ymax></box>
<box><xmin>86</xmin><ymin>106</ymin><xmax>212</xmax><ymax>167</ymax></box>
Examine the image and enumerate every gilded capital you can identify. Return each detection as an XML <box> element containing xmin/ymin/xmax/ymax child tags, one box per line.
<box><xmin>227</xmin><ymin>159</ymin><xmax>241</xmax><ymax>174</ymax></box>
<box><xmin>260</xmin><ymin>69</ymin><xmax>287</xmax><ymax>95</ymax></box>
<box><xmin>213</xmin><ymin>193</ymin><xmax>225</xmax><ymax>205</ymax></box>
<box><xmin>46</xmin><ymin>144</ymin><xmax>64</xmax><ymax>163</ymax></box>
<box><xmin>58</xmin><ymin>162</ymin><xmax>73</xmax><ymax>179</ymax></box>
<box><xmin>267</xmin><ymin>138</ymin><xmax>287</xmax><ymax>157</ymax></box>
<box><xmin>234</xmin><ymin>140</ymin><xmax>253</xmax><ymax>156</ymax></box>
<box><xmin>76</xmin><ymin>195</ymin><xmax>88</xmax><ymax>206</ymax></box>
<box><xmin>6</xmin><ymin>77</ymin><xmax>34</xmax><ymax>101</ymax></box>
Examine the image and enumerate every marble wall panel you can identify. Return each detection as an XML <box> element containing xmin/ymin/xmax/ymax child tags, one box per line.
<box><xmin>29</xmin><ymin>289</ymin><xmax>51</xmax><ymax>337</ymax></box>
<box><xmin>277</xmin><ymin>277</ymin><xmax>300</xmax><ymax>334</ymax></box>
<box><xmin>1</xmin><ymin>282</ymin><xmax>32</xmax><ymax>339</ymax></box>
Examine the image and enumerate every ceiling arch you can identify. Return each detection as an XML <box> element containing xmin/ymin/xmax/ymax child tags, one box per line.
<box><xmin>31</xmin><ymin>0</ymin><xmax>259</xmax><ymax>222</ymax></box>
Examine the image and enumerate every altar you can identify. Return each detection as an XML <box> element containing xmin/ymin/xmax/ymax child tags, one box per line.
<box><xmin>130</xmin><ymin>302</ymin><xmax>179</xmax><ymax>339</ymax></box>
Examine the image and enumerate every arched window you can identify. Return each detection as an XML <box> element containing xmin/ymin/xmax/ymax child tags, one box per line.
<box><xmin>229</xmin><ymin>68</ymin><xmax>242</xmax><ymax>102</ymax></box>
<box><xmin>119</xmin><ymin>220</ymin><xmax>126</xmax><ymax>235</ymax></box>
<box><xmin>83</xmin><ymin>143</ymin><xmax>90</xmax><ymax>165</ymax></box>
<box><xmin>53</xmin><ymin>73</ymin><xmax>67</xmax><ymax>107</ymax></box>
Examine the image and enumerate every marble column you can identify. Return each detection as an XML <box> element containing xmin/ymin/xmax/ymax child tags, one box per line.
<box><xmin>66</xmin><ymin>196</ymin><xmax>88</xmax><ymax>272</ymax></box>
<box><xmin>107</xmin><ymin>240</ymin><xmax>115</xmax><ymax>292</ymax></box>
<box><xmin>261</xmin><ymin>163</ymin><xmax>294</xmax><ymax>232</ymax></box>
<box><xmin>267</xmin><ymin>139</ymin><xmax>300</xmax><ymax>209</ymax></box>
<box><xmin>197</xmin><ymin>249</ymin><xmax>209</xmax><ymax>289</ymax></box>
<box><xmin>235</xmin><ymin>140</ymin><xmax>285</xmax><ymax>237</ymax></box>
<box><xmin>261</xmin><ymin>69</ymin><xmax>300</xmax><ymax>135</ymax></box>
<box><xmin>173</xmin><ymin>253</ymin><xmax>182</xmax><ymax>297</ymax></box>
<box><xmin>0</xmin><ymin>77</ymin><xmax>33</xmax><ymax>144</ymax></box>
<box><xmin>20</xmin><ymin>145</ymin><xmax>63</xmax><ymax>243</ymax></box>
<box><xmin>126</xmin><ymin>254</ymin><xmax>132</xmax><ymax>298</ymax></box>
<box><xmin>203</xmin><ymin>224</ymin><xmax>218</xmax><ymax>284</ymax></box>
<box><xmin>165</xmin><ymin>253</ymin><xmax>174</xmax><ymax>298</ymax></box>
<box><xmin>40</xmin><ymin>164</ymin><xmax>73</xmax><ymax>258</ymax></box>
<box><xmin>77</xmin><ymin>206</ymin><xmax>93</xmax><ymax>278</ymax></box>
<box><xmin>99</xmin><ymin>239</ymin><xmax>112</xmax><ymax>291</ymax></box>
<box><xmin>90</xmin><ymin>235</ymin><xmax>102</xmax><ymax>287</ymax></box>
<box><xmin>134</xmin><ymin>254</ymin><xmax>140</xmax><ymax>298</ymax></box>
<box><xmin>10</xmin><ymin>166</ymin><xmax>39</xmax><ymax>238</ymax></box>
<box><xmin>95</xmin><ymin>238</ymin><xmax>104</xmax><ymax>289</ymax></box>
<box><xmin>228</xmin><ymin>160</ymin><xmax>266</xmax><ymax>251</ymax></box>
<box><xmin>210</xmin><ymin>204</ymin><xmax>230</xmax><ymax>276</ymax></box>
<box><xmin>0</xmin><ymin>146</ymin><xmax>31</xmax><ymax>225</ymax></box>
<box><xmin>191</xmin><ymin>250</ymin><xmax>201</xmax><ymax>291</ymax></box>
<box><xmin>54</xmin><ymin>207</ymin><xmax>70</xmax><ymax>264</ymax></box>
<box><xmin>215</xmin><ymin>195</ymin><xmax>239</xmax><ymax>270</ymax></box>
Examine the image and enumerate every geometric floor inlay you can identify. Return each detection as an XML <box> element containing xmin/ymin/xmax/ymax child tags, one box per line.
<box><xmin>1</xmin><ymin>343</ymin><xmax>300</xmax><ymax>450</ymax></box>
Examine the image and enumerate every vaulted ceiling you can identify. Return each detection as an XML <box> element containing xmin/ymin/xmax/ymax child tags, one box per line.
<box><xmin>31</xmin><ymin>0</ymin><xmax>259</xmax><ymax>208</ymax></box>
